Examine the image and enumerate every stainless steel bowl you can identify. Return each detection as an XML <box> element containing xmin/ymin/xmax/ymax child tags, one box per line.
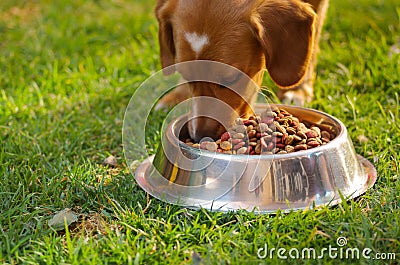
<box><xmin>135</xmin><ymin>104</ymin><xmax>377</xmax><ymax>213</ymax></box>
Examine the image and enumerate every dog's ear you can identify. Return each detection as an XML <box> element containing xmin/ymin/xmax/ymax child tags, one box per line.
<box><xmin>250</xmin><ymin>0</ymin><xmax>316</xmax><ymax>88</ymax></box>
<box><xmin>156</xmin><ymin>0</ymin><xmax>176</xmax><ymax>75</ymax></box>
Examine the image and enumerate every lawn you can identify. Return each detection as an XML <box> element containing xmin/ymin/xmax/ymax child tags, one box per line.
<box><xmin>0</xmin><ymin>0</ymin><xmax>399</xmax><ymax>264</ymax></box>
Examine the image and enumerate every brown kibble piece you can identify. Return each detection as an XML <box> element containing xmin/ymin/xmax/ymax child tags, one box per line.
<box><xmin>285</xmin><ymin>135</ymin><xmax>294</xmax><ymax>145</ymax></box>
<box><xmin>294</xmin><ymin>144</ymin><xmax>308</xmax><ymax>151</ymax></box>
<box><xmin>220</xmin><ymin>141</ymin><xmax>232</xmax><ymax>150</ymax></box>
<box><xmin>306</xmin><ymin>130</ymin><xmax>319</xmax><ymax>139</ymax></box>
<box><xmin>321</xmin><ymin>131</ymin><xmax>330</xmax><ymax>139</ymax></box>
<box><xmin>232</xmin><ymin>139</ymin><xmax>243</xmax><ymax>145</ymax></box>
<box><xmin>248</xmin><ymin>129</ymin><xmax>257</xmax><ymax>138</ymax></box>
<box><xmin>285</xmin><ymin>145</ymin><xmax>295</xmax><ymax>153</ymax></box>
<box><xmin>234</xmin><ymin>124</ymin><xmax>247</xmax><ymax>133</ymax></box>
<box><xmin>233</xmin><ymin>141</ymin><xmax>246</xmax><ymax>150</ymax></box>
<box><xmin>232</xmin><ymin>132</ymin><xmax>245</xmax><ymax>139</ymax></box>
<box><xmin>221</xmin><ymin>132</ymin><xmax>230</xmax><ymax>141</ymax></box>
<box><xmin>297</xmin><ymin>131</ymin><xmax>307</xmax><ymax>139</ymax></box>
<box><xmin>307</xmin><ymin>141</ymin><xmax>320</xmax><ymax>148</ymax></box>
<box><xmin>237</xmin><ymin>147</ymin><xmax>248</xmax><ymax>154</ymax></box>
<box><xmin>205</xmin><ymin>142</ymin><xmax>218</xmax><ymax>152</ymax></box>
<box><xmin>286</xmin><ymin>127</ymin><xmax>296</xmax><ymax>135</ymax></box>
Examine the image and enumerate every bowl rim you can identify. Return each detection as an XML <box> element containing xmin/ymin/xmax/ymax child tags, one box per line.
<box><xmin>134</xmin><ymin>104</ymin><xmax>377</xmax><ymax>213</ymax></box>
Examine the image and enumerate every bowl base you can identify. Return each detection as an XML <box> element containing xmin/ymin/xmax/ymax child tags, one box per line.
<box><xmin>134</xmin><ymin>154</ymin><xmax>377</xmax><ymax>214</ymax></box>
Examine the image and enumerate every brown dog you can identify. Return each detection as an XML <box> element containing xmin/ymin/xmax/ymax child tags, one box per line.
<box><xmin>156</xmin><ymin>0</ymin><xmax>329</xmax><ymax>142</ymax></box>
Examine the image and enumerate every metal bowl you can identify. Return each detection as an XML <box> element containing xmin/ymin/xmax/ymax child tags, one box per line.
<box><xmin>135</xmin><ymin>104</ymin><xmax>377</xmax><ymax>213</ymax></box>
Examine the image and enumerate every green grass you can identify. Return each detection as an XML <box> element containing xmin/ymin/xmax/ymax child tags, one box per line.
<box><xmin>1</xmin><ymin>0</ymin><xmax>399</xmax><ymax>264</ymax></box>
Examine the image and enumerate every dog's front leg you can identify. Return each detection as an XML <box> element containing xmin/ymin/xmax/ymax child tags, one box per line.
<box><xmin>156</xmin><ymin>79</ymin><xmax>191</xmax><ymax>110</ymax></box>
<box><xmin>278</xmin><ymin>0</ymin><xmax>329</xmax><ymax>105</ymax></box>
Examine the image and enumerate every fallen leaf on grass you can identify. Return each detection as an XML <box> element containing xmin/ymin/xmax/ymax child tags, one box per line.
<box><xmin>103</xmin><ymin>155</ymin><xmax>118</xmax><ymax>167</ymax></box>
<box><xmin>48</xmin><ymin>208</ymin><xmax>78</xmax><ymax>231</ymax></box>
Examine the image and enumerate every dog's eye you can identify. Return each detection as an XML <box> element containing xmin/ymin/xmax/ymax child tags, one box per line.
<box><xmin>221</xmin><ymin>73</ymin><xmax>241</xmax><ymax>86</ymax></box>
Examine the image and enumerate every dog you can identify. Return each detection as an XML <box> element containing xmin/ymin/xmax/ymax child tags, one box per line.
<box><xmin>155</xmin><ymin>0</ymin><xmax>329</xmax><ymax>142</ymax></box>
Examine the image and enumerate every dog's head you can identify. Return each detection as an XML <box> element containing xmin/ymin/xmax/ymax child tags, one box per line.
<box><xmin>156</xmin><ymin>0</ymin><xmax>316</xmax><ymax>142</ymax></box>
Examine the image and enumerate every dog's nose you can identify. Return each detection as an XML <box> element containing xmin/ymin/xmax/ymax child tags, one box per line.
<box><xmin>186</xmin><ymin>82</ymin><xmax>255</xmax><ymax>143</ymax></box>
<box><xmin>188</xmin><ymin>116</ymin><xmax>223</xmax><ymax>143</ymax></box>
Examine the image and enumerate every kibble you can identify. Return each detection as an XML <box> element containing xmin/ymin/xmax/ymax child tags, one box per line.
<box><xmin>184</xmin><ymin>107</ymin><xmax>337</xmax><ymax>155</ymax></box>
<box><xmin>220</xmin><ymin>141</ymin><xmax>232</xmax><ymax>150</ymax></box>
<box><xmin>237</xmin><ymin>146</ymin><xmax>248</xmax><ymax>154</ymax></box>
<box><xmin>204</xmin><ymin>141</ymin><xmax>217</xmax><ymax>152</ymax></box>
<box><xmin>232</xmin><ymin>132</ymin><xmax>245</xmax><ymax>139</ymax></box>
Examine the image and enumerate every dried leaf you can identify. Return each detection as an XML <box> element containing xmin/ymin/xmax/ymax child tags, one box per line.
<box><xmin>48</xmin><ymin>208</ymin><xmax>78</xmax><ymax>231</ymax></box>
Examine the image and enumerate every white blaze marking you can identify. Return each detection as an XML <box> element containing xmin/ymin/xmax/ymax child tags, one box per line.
<box><xmin>184</xmin><ymin>32</ymin><xmax>209</xmax><ymax>55</ymax></box>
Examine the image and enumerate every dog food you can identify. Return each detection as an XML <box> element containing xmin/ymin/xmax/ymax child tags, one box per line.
<box><xmin>184</xmin><ymin>106</ymin><xmax>337</xmax><ymax>155</ymax></box>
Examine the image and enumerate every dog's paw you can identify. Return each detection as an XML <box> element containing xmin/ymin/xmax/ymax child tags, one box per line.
<box><xmin>155</xmin><ymin>96</ymin><xmax>179</xmax><ymax>110</ymax></box>
<box><xmin>277</xmin><ymin>84</ymin><xmax>314</xmax><ymax>106</ymax></box>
